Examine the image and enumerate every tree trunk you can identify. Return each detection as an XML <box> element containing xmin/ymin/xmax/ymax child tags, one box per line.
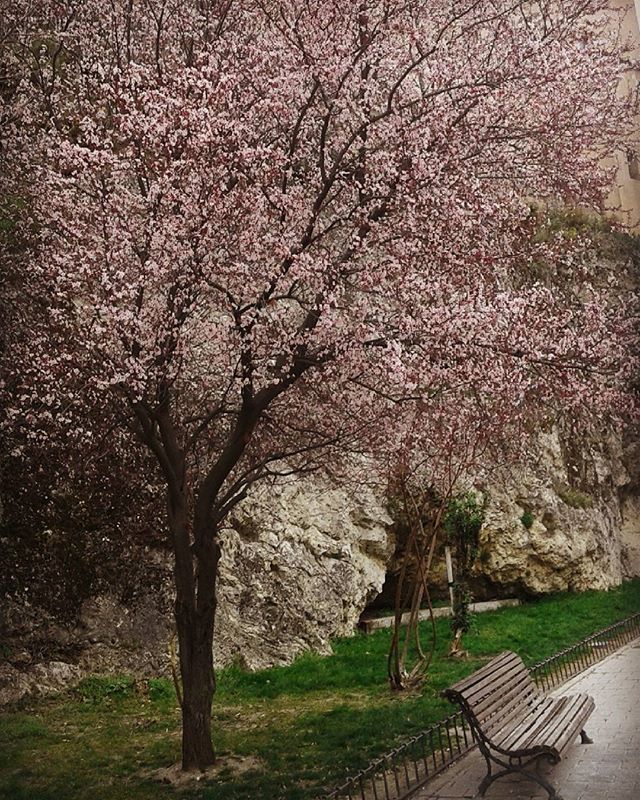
<box><xmin>147</xmin><ymin>394</ymin><xmax>259</xmax><ymax>770</ymax></box>
<box><xmin>178</xmin><ymin>610</ymin><xmax>216</xmax><ymax>770</ymax></box>
<box><xmin>172</xmin><ymin>503</ymin><xmax>220</xmax><ymax>770</ymax></box>
<box><xmin>138</xmin><ymin>397</ymin><xmax>231</xmax><ymax>771</ymax></box>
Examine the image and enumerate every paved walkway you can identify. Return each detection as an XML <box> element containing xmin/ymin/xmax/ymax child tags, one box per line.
<box><xmin>413</xmin><ymin>639</ymin><xmax>640</xmax><ymax>800</ymax></box>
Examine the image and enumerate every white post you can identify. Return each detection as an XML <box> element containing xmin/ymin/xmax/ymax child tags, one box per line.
<box><xmin>445</xmin><ymin>546</ymin><xmax>455</xmax><ymax>609</ymax></box>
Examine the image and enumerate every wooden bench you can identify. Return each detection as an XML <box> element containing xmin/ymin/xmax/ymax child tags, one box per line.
<box><xmin>443</xmin><ymin>650</ymin><xmax>594</xmax><ymax>800</ymax></box>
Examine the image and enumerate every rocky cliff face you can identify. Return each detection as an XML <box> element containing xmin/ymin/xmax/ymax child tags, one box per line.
<box><xmin>1</xmin><ymin>475</ymin><xmax>393</xmax><ymax>703</ymax></box>
<box><xmin>620</xmin><ymin>437</ymin><xmax>640</xmax><ymax>578</ymax></box>
<box><xmin>2</xmin><ymin>427</ymin><xmax>638</xmax><ymax>703</ymax></box>
<box><xmin>475</xmin><ymin>426</ymin><xmax>639</xmax><ymax>595</ymax></box>
<box><xmin>366</xmin><ymin>424</ymin><xmax>640</xmax><ymax>604</ymax></box>
<box><xmin>215</xmin><ymin>476</ymin><xmax>393</xmax><ymax>669</ymax></box>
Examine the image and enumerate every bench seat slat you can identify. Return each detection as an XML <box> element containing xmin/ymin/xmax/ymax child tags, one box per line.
<box><xmin>480</xmin><ymin>687</ymin><xmax>541</xmax><ymax>737</ymax></box>
<box><xmin>496</xmin><ymin>693</ymin><xmax>593</xmax><ymax>755</ymax></box>
<box><xmin>447</xmin><ymin>651</ymin><xmax>520</xmax><ymax>694</ymax></box>
<box><xmin>537</xmin><ymin>694</ymin><xmax>594</xmax><ymax>753</ymax></box>
<box><xmin>464</xmin><ymin>660</ymin><xmax>532</xmax><ymax>707</ymax></box>
<box><xmin>553</xmin><ymin>697</ymin><xmax>595</xmax><ymax>753</ymax></box>
<box><xmin>531</xmin><ymin>695</ymin><xmax>586</xmax><ymax>751</ymax></box>
<box><xmin>496</xmin><ymin>697</ymin><xmax>556</xmax><ymax>751</ymax></box>
<box><xmin>472</xmin><ymin>671</ymin><xmax>538</xmax><ymax>722</ymax></box>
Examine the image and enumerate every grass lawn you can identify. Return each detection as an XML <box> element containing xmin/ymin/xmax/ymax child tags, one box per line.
<box><xmin>1</xmin><ymin>579</ymin><xmax>639</xmax><ymax>800</ymax></box>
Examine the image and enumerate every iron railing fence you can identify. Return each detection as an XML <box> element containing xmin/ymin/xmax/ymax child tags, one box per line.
<box><xmin>324</xmin><ymin>711</ymin><xmax>473</xmax><ymax>800</ymax></box>
<box><xmin>322</xmin><ymin>611</ymin><xmax>640</xmax><ymax>800</ymax></box>
<box><xmin>530</xmin><ymin>611</ymin><xmax>640</xmax><ymax>691</ymax></box>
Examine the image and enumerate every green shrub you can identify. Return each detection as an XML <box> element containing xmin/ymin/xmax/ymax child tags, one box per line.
<box><xmin>147</xmin><ymin>678</ymin><xmax>175</xmax><ymax>703</ymax></box>
<box><xmin>554</xmin><ymin>484</ymin><xmax>593</xmax><ymax>509</ymax></box>
<box><xmin>75</xmin><ymin>676</ymin><xmax>134</xmax><ymax>702</ymax></box>
<box><xmin>520</xmin><ymin>510</ymin><xmax>535</xmax><ymax>529</ymax></box>
<box><xmin>444</xmin><ymin>492</ymin><xmax>488</xmax><ymax>645</ymax></box>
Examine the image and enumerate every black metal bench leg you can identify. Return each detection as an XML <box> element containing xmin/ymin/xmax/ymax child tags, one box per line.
<box><xmin>580</xmin><ymin>729</ymin><xmax>593</xmax><ymax>744</ymax></box>
<box><xmin>479</xmin><ymin>767</ymin><xmax>562</xmax><ymax>799</ymax></box>
<box><xmin>478</xmin><ymin>749</ymin><xmax>493</xmax><ymax>795</ymax></box>
<box><xmin>477</xmin><ymin>753</ymin><xmax>562</xmax><ymax>799</ymax></box>
<box><xmin>516</xmin><ymin>765</ymin><xmax>563</xmax><ymax>800</ymax></box>
<box><xmin>478</xmin><ymin>767</ymin><xmax>502</xmax><ymax>796</ymax></box>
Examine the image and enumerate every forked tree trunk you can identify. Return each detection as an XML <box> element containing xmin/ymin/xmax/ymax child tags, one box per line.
<box><xmin>138</xmin><ymin>396</ymin><xmax>252</xmax><ymax>771</ymax></box>
<box><xmin>150</xmin><ymin>397</ymin><xmax>261</xmax><ymax>770</ymax></box>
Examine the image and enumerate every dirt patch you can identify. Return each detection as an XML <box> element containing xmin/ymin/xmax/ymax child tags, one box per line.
<box><xmin>145</xmin><ymin>755</ymin><xmax>265</xmax><ymax>788</ymax></box>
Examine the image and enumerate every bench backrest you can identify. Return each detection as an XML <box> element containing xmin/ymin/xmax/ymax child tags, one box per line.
<box><xmin>443</xmin><ymin>651</ymin><xmax>541</xmax><ymax>739</ymax></box>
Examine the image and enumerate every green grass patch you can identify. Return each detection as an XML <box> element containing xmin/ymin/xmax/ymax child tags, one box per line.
<box><xmin>1</xmin><ymin>579</ymin><xmax>639</xmax><ymax>800</ymax></box>
<box><xmin>74</xmin><ymin>675</ymin><xmax>136</xmax><ymax>703</ymax></box>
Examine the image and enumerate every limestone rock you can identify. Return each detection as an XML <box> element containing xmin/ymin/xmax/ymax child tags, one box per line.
<box><xmin>621</xmin><ymin>495</ymin><xmax>640</xmax><ymax>577</ymax></box>
<box><xmin>0</xmin><ymin>663</ymin><xmax>30</xmax><ymax>706</ymax></box>
<box><xmin>0</xmin><ymin>659</ymin><xmax>82</xmax><ymax>705</ymax></box>
<box><xmin>215</xmin><ymin>476</ymin><xmax>393</xmax><ymax>669</ymax></box>
<box><xmin>476</xmin><ymin>426</ymin><xmax>638</xmax><ymax>595</ymax></box>
<box><xmin>75</xmin><ymin>594</ymin><xmax>173</xmax><ymax>676</ymax></box>
<box><xmin>30</xmin><ymin>660</ymin><xmax>82</xmax><ymax>694</ymax></box>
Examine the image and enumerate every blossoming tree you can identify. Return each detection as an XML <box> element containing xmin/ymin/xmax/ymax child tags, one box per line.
<box><xmin>1</xmin><ymin>0</ymin><xmax>637</xmax><ymax>770</ymax></box>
